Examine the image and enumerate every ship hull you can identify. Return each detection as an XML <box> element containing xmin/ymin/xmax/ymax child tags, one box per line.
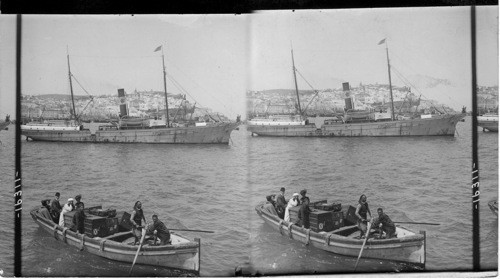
<box><xmin>248</xmin><ymin>114</ymin><xmax>465</xmax><ymax>137</ymax></box>
<box><xmin>22</xmin><ymin>123</ymin><xmax>239</xmax><ymax>144</ymax></box>
<box><xmin>478</xmin><ymin>115</ymin><xmax>498</xmax><ymax>132</ymax></box>
<box><xmin>0</xmin><ymin>121</ymin><xmax>9</xmax><ymax>131</ymax></box>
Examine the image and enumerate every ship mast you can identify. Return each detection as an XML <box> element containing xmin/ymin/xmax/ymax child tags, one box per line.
<box><xmin>161</xmin><ymin>45</ymin><xmax>170</xmax><ymax>128</ymax></box>
<box><xmin>291</xmin><ymin>48</ymin><xmax>302</xmax><ymax>117</ymax></box>
<box><xmin>382</xmin><ymin>40</ymin><xmax>395</xmax><ymax>121</ymax></box>
<box><xmin>67</xmin><ymin>46</ymin><xmax>77</xmax><ymax>121</ymax></box>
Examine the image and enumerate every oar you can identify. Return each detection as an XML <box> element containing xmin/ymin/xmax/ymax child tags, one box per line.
<box><xmin>354</xmin><ymin>221</ymin><xmax>372</xmax><ymax>271</ymax></box>
<box><xmin>394</xmin><ymin>222</ymin><xmax>440</xmax><ymax>226</ymax></box>
<box><xmin>169</xmin><ymin>229</ymin><xmax>214</xmax><ymax>233</ymax></box>
<box><xmin>129</xmin><ymin>228</ymin><xmax>146</xmax><ymax>275</ymax></box>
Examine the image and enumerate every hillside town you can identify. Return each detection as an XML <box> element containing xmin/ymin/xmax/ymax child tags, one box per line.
<box><xmin>16</xmin><ymin>84</ymin><xmax>499</xmax><ymax>123</ymax></box>
<box><xmin>247</xmin><ymin>83</ymin><xmax>499</xmax><ymax>118</ymax></box>
<box><xmin>20</xmin><ymin>90</ymin><xmax>231</xmax><ymax>123</ymax></box>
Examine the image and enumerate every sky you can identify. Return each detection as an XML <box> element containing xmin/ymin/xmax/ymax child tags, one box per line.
<box><xmin>0</xmin><ymin>7</ymin><xmax>498</xmax><ymax>119</ymax></box>
<box><xmin>250</xmin><ymin>7</ymin><xmax>498</xmax><ymax>110</ymax></box>
<box><xmin>0</xmin><ymin>14</ymin><xmax>249</xmax><ymax>120</ymax></box>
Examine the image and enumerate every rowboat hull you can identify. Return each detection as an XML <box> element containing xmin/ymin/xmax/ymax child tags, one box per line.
<box><xmin>21</xmin><ymin>122</ymin><xmax>239</xmax><ymax>144</ymax></box>
<box><xmin>248</xmin><ymin>114</ymin><xmax>464</xmax><ymax>137</ymax></box>
<box><xmin>478</xmin><ymin>115</ymin><xmax>498</xmax><ymax>132</ymax></box>
<box><xmin>30</xmin><ymin>208</ymin><xmax>200</xmax><ymax>273</ymax></box>
<box><xmin>255</xmin><ymin>203</ymin><xmax>425</xmax><ymax>267</ymax></box>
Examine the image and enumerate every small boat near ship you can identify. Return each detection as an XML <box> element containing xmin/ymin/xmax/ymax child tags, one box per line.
<box><xmin>30</xmin><ymin>205</ymin><xmax>201</xmax><ymax>274</ymax></box>
<box><xmin>247</xmin><ymin>43</ymin><xmax>464</xmax><ymax>137</ymax></box>
<box><xmin>21</xmin><ymin>47</ymin><xmax>239</xmax><ymax>144</ymax></box>
<box><xmin>477</xmin><ymin>114</ymin><xmax>498</xmax><ymax>132</ymax></box>
<box><xmin>255</xmin><ymin>200</ymin><xmax>426</xmax><ymax>268</ymax></box>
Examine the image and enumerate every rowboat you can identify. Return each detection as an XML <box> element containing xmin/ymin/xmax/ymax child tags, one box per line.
<box><xmin>488</xmin><ymin>200</ymin><xmax>498</xmax><ymax>215</ymax></box>
<box><xmin>30</xmin><ymin>206</ymin><xmax>201</xmax><ymax>274</ymax></box>
<box><xmin>255</xmin><ymin>202</ymin><xmax>426</xmax><ymax>267</ymax></box>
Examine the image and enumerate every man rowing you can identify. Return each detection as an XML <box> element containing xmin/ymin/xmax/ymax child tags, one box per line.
<box><xmin>355</xmin><ymin>194</ymin><xmax>372</xmax><ymax>239</ymax></box>
<box><xmin>147</xmin><ymin>214</ymin><xmax>171</xmax><ymax>245</ymax></box>
<box><xmin>372</xmin><ymin>208</ymin><xmax>396</xmax><ymax>239</ymax></box>
<box><xmin>131</xmin><ymin>201</ymin><xmax>148</xmax><ymax>245</ymax></box>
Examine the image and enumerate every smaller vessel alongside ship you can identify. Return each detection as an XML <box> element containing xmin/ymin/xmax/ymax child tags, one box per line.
<box><xmin>477</xmin><ymin>114</ymin><xmax>498</xmax><ymax>132</ymax></box>
<box><xmin>255</xmin><ymin>200</ymin><xmax>426</xmax><ymax>268</ymax></box>
<box><xmin>21</xmin><ymin>47</ymin><xmax>239</xmax><ymax>144</ymax></box>
<box><xmin>247</xmin><ymin>42</ymin><xmax>464</xmax><ymax>137</ymax></box>
<box><xmin>30</xmin><ymin>204</ymin><xmax>201</xmax><ymax>274</ymax></box>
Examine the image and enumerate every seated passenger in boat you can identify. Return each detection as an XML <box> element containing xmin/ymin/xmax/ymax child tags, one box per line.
<box><xmin>355</xmin><ymin>194</ymin><xmax>372</xmax><ymax>238</ymax></box>
<box><xmin>70</xmin><ymin>203</ymin><xmax>86</xmax><ymax>234</ymax></box>
<box><xmin>59</xmin><ymin>198</ymin><xmax>75</xmax><ymax>227</ymax></box>
<box><xmin>147</xmin><ymin>214</ymin><xmax>171</xmax><ymax>245</ymax></box>
<box><xmin>39</xmin><ymin>199</ymin><xmax>53</xmax><ymax>220</ymax></box>
<box><xmin>263</xmin><ymin>195</ymin><xmax>278</xmax><ymax>216</ymax></box>
<box><xmin>284</xmin><ymin>193</ymin><xmax>300</xmax><ymax>222</ymax></box>
<box><xmin>372</xmin><ymin>208</ymin><xmax>396</xmax><ymax>239</ymax></box>
<box><xmin>275</xmin><ymin>187</ymin><xmax>287</xmax><ymax>219</ymax></box>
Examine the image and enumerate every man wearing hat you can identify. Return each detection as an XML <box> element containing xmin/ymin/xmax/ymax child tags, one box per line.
<box><xmin>50</xmin><ymin>192</ymin><xmax>62</xmax><ymax>223</ymax></box>
<box><xmin>297</xmin><ymin>190</ymin><xmax>312</xmax><ymax>229</ymax></box>
<box><xmin>74</xmin><ymin>194</ymin><xmax>84</xmax><ymax>209</ymax></box>
<box><xmin>59</xmin><ymin>198</ymin><xmax>75</xmax><ymax>227</ymax></box>
<box><xmin>299</xmin><ymin>189</ymin><xmax>309</xmax><ymax>203</ymax></box>
<box><xmin>275</xmin><ymin>187</ymin><xmax>287</xmax><ymax>219</ymax></box>
<box><xmin>71</xmin><ymin>202</ymin><xmax>86</xmax><ymax>234</ymax></box>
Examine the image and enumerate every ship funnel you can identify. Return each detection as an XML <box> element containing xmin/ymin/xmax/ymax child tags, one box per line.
<box><xmin>342</xmin><ymin>82</ymin><xmax>350</xmax><ymax>92</ymax></box>
<box><xmin>342</xmin><ymin>82</ymin><xmax>353</xmax><ymax>110</ymax></box>
<box><xmin>117</xmin><ymin>88</ymin><xmax>128</xmax><ymax>117</ymax></box>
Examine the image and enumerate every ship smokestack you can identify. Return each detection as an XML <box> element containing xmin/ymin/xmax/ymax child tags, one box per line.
<box><xmin>342</xmin><ymin>82</ymin><xmax>350</xmax><ymax>92</ymax></box>
<box><xmin>343</xmin><ymin>82</ymin><xmax>353</xmax><ymax>110</ymax></box>
<box><xmin>118</xmin><ymin>88</ymin><xmax>128</xmax><ymax>117</ymax></box>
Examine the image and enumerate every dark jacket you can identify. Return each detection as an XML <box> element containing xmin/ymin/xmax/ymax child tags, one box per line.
<box><xmin>50</xmin><ymin>199</ymin><xmax>62</xmax><ymax>222</ymax></box>
<box><xmin>296</xmin><ymin>201</ymin><xmax>312</xmax><ymax>229</ymax></box>
<box><xmin>71</xmin><ymin>208</ymin><xmax>86</xmax><ymax>234</ymax></box>
<box><xmin>276</xmin><ymin>193</ymin><xmax>287</xmax><ymax>209</ymax></box>
<box><xmin>373</xmin><ymin>213</ymin><xmax>395</xmax><ymax>229</ymax></box>
<box><xmin>150</xmin><ymin>220</ymin><xmax>171</xmax><ymax>244</ymax></box>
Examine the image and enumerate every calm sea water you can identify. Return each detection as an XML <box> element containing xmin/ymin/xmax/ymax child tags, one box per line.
<box><xmin>0</xmin><ymin>117</ymin><xmax>497</xmax><ymax>276</ymax></box>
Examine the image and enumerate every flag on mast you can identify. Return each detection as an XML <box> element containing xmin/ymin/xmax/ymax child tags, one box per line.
<box><xmin>378</xmin><ymin>38</ymin><xmax>386</xmax><ymax>45</ymax></box>
<box><xmin>154</xmin><ymin>45</ymin><xmax>162</xmax><ymax>52</ymax></box>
